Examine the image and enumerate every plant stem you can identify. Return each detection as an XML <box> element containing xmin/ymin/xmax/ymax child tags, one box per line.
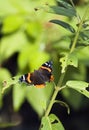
<box><xmin>45</xmin><ymin>72</ymin><xmax>66</xmax><ymax>117</ymax></box>
<box><xmin>70</xmin><ymin>5</ymin><xmax>89</xmax><ymax>53</ymax></box>
<box><xmin>44</xmin><ymin>4</ymin><xmax>89</xmax><ymax>118</ymax></box>
<box><xmin>45</xmin><ymin>86</ymin><xmax>59</xmax><ymax>117</ymax></box>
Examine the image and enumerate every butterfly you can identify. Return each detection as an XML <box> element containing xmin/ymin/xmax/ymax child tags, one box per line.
<box><xmin>19</xmin><ymin>61</ymin><xmax>54</xmax><ymax>88</ymax></box>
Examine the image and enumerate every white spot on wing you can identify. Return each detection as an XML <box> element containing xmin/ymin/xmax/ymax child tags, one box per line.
<box><xmin>45</xmin><ymin>62</ymin><xmax>48</xmax><ymax>66</ymax></box>
<box><xmin>22</xmin><ymin>75</ymin><xmax>25</xmax><ymax>81</ymax></box>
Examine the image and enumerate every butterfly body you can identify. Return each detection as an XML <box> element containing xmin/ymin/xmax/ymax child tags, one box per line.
<box><xmin>19</xmin><ymin>61</ymin><xmax>54</xmax><ymax>88</ymax></box>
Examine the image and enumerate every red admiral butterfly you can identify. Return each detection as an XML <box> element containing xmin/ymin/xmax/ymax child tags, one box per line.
<box><xmin>19</xmin><ymin>61</ymin><xmax>54</xmax><ymax>88</ymax></box>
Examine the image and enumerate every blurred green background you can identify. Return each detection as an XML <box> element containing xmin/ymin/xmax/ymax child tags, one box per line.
<box><xmin>0</xmin><ymin>0</ymin><xmax>89</xmax><ymax>130</ymax></box>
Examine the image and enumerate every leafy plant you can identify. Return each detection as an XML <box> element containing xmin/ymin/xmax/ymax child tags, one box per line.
<box><xmin>0</xmin><ymin>0</ymin><xmax>56</xmax><ymax>127</ymax></box>
<box><xmin>39</xmin><ymin>0</ymin><xmax>89</xmax><ymax>130</ymax></box>
<box><xmin>1</xmin><ymin>0</ymin><xmax>89</xmax><ymax>130</ymax></box>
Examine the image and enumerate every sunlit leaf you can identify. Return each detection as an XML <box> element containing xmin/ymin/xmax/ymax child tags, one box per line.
<box><xmin>2</xmin><ymin>15</ymin><xmax>23</xmax><ymax>34</ymax></box>
<box><xmin>1</xmin><ymin>74</ymin><xmax>26</xmax><ymax>111</ymax></box>
<box><xmin>49</xmin><ymin>114</ymin><xmax>65</xmax><ymax>130</ymax></box>
<box><xmin>28</xmin><ymin>51</ymin><xmax>50</xmax><ymax>71</ymax></box>
<box><xmin>26</xmin><ymin>86</ymin><xmax>45</xmax><ymax>116</ymax></box>
<box><xmin>41</xmin><ymin>116</ymin><xmax>52</xmax><ymax>130</ymax></box>
<box><xmin>66</xmin><ymin>80</ymin><xmax>89</xmax><ymax>98</ymax></box>
<box><xmin>68</xmin><ymin>53</ymin><xmax>78</xmax><ymax>67</ymax></box>
<box><xmin>50</xmin><ymin>19</ymin><xmax>75</xmax><ymax>33</ymax></box>
<box><xmin>0</xmin><ymin>31</ymin><xmax>27</xmax><ymax>63</ymax></box>
<box><xmin>18</xmin><ymin>44</ymin><xmax>50</xmax><ymax>71</ymax></box>
<box><xmin>0</xmin><ymin>68</ymin><xmax>11</xmax><ymax>82</ymax></box>
<box><xmin>13</xmin><ymin>84</ymin><xmax>26</xmax><ymax>111</ymax></box>
<box><xmin>26</xmin><ymin>21</ymin><xmax>42</xmax><ymax>41</ymax></box>
<box><xmin>0</xmin><ymin>0</ymin><xmax>36</xmax><ymax>16</ymax></box>
<box><xmin>60</xmin><ymin>53</ymin><xmax>78</xmax><ymax>73</ymax></box>
<box><xmin>0</xmin><ymin>0</ymin><xmax>17</xmax><ymax>16</ymax></box>
<box><xmin>41</xmin><ymin>114</ymin><xmax>65</xmax><ymax>130</ymax></box>
<box><xmin>0</xmin><ymin>68</ymin><xmax>11</xmax><ymax>107</ymax></box>
<box><xmin>26</xmin><ymin>83</ymin><xmax>54</xmax><ymax>116</ymax></box>
<box><xmin>60</xmin><ymin>54</ymin><xmax>68</xmax><ymax>73</ymax></box>
<box><xmin>2</xmin><ymin>71</ymin><xmax>53</xmax><ymax>115</ymax></box>
<box><xmin>1</xmin><ymin>75</ymin><xmax>19</xmax><ymax>94</ymax></box>
<box><xmin>40</xmin><ymin>100</ymin><xmax>46</xmax><ymax>111</ymax></box>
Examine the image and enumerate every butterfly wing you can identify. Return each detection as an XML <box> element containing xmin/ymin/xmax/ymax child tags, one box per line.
<box><xmin>19</xmin><ymin>61</ymin><xmax>54</xmax><ymax>88</ymax></box>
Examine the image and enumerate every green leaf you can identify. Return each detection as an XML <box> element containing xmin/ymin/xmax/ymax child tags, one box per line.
<box><xmin>50</xmin><ymin>19</ymin><xmax>75</xmax><ymax>33</ymax></box>
<box><xmin>41</xmin><ymin>114</ymin><xmax>65</xmax><ymax>130</ymax></box>
<box><xmin>1</xmin><ymin>75</ymin><xmax>26</xmax><ymax>111</ymax></box>
<box><xmin>2</xmin><ymin>15</ymin><xmax>23</xmax><ymax>34</ymax></box>
<box><xmin>1</xmin><ymin>75</ymin><xmax>20</xmax><ymax>94</ymax></box>
<box><xmin>41</xmin><ymin>116</ymin><xmax>52</xmax><ymax>130</ymax></box>
<box><xmin>56</xmin><ymin>0</ymin><xmax>74</xmax><ymax>11</ymax></box>
<box><xmin>18</xmin><ymin>44</ymin><xmax>50</xmax><ymax>71</ymax></box>
<box><xmin>77</xmin><ymin>29</ymin><xmax>89</xmax><ymax>46</ymax></box>
<box><xmin>62</xmin><ymin>88</ymin><xmax>84</xmax><ymax>110</ymax></box>
<box><xmin>80</xmin><ymin>30</ymin><xmax>89</xmax><ymax>40</ymax></box>
<box><xmin>13</xmin><ymin>84</ymin><xmax>26</xmax><ymax>111</ymax></box>
<box><xmin>0</xmin><ymin>0</ymin><xmax>17</xmax><ymax>16</ymax></box>
<box><xmin>48</xmin><ymin>0</ymin><xmax>76</xmax><ymax>17</ymax></box>
<box><xmin>60</xmin><ymin>54</ymin><xmax>68</xmax><ymax>73</ymax></box>
<box><xmin>26</xmin><ymin>83</ymin><xmax>54</xmax><ymax>116</ymax></box>
<box><xmin>49</xmin><ymin>114</ymin><xmax>65</xmax><ymax>130</ymax></box>
<box><xmin>68</xmin><ymin>53</ymin><xmax>78</xmax><ymax>67</ymax></box>
<box><xmin>0</xmin><ymin>68</ymin><xmax>11</xmax><ymax>82</ymax></box>
<box><xmin>26</xmin><ymin>21</ymin><xmax>42</xmax><ymax>41</ymax></box>
<box><xmin>26</xmin><ymin>87</ymin><xmax>46</xmax><ymax>116</ymax></box>
<box><xmin>54</xmin><ymin>100</ymin><xmax>70</xmax><ymax>114</ymax></box>
<box><xmin>60</xmin><ymin>53</ymin><xmax>78</xmax><ymax>73</ymax></box>
<box><xmin>0</xmin><ymin>31</ymin><xmax>27</xmax><ymax>63</ymax></box>
<box><xmin>66</xmin><ymin>80</ymin><xmax>89</xmax><ymax>98</ymax></box>
<box><xmin>0</xmin><ymin>0</ymin><xmax>35</xmax><ymax>17</ymax></box>
<box><xmin>2</xmin><ymin>73</ymin><xmax>53</xmax><ymax>115</ymax></box>
<box><xmin>0</xmin><ymin>68</ymin><xmax>11</xmax><ymax>107</ymax></box>
<box><xmin>48</xmin><ymin>6</ymin><xmax>76</xmax><ymax>17</ymax></box>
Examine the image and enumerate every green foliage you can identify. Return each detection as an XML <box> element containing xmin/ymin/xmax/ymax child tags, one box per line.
<box><xmin>18</xmin><ymin>44</ymin><xmax>50</xmax><ymax>71</ymax></box>
<box><xmin>50</xmin><ymin>19</ymin><xmax>75</xmax><ymax>33</ymax></box>
<box><xmin>78</xmin><ymin>29</ymin><xmax>89</xmax><ymax>46</ymax></box>
<box><xmin>0</xmin><ymin>31</ymin><xmax>27</xmax><ymax>63</ymax></box>
<box><xmin>2</xmin><ymin>15</ymin><xmax>23</xmax><ymax>34</ymax></box>
<box><xmin>66</xmin><ymin>80</ymin><xmax>89</xmax><ymax>98</ymax></box>
<box><xmin>1</xmin><ymin>0</ymin><xmax>89</xmax><ymax>129</ymax></box>
<box><xmin>48</xmin><ymin>0</ymin><xmax>76</xmax><ymax>17</ymax></box>
<box><xmin>60</xmin><ymin>52</ymin><xmax>78</xmax><ymax>73</ymax></box>
<box><xmin>40</xmin><ymin>0</ymin><xmax>89</xmax><ymax>129</ymax></box>
<box><xmin>0</xmin><ymin>0</ymin><xmax>56</xmax><ymax>119</ymax></box>
<box><xmin>13</xmin><ymin>84</ymin><xmax>26</xmax><ymax>111</ymax></box>
<box><xmin>26</xmin><ymin>83</ymin><xmax>54</xmax><ymax>116</ymax></box>
<box><xmin>41</xmin><ymin>114</ymin><xmax>64</xmax><ymax>130</ymax></box>
<box><xmin>2</xmin><ymin>76</ymin><xmax>54</xmax><ymax>116</ymax></box>
<box><xmin>0</xmin><ymin>68</ymin><xmax>11</xmax><ymax>107</ymax></box>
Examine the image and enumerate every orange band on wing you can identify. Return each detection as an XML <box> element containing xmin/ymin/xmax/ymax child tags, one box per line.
<box><xmin>50</xmin><ymin>75</ymin><xmax>54</xmax><ymax>81</ymax></box>
<box><xmin>27</xmin><ymin>73</ymin><xmax>31</xmax><ymax>83</ymax></box>
<box><xmin>40</xmin><ymin>66</ymin><xmax>51</xmax><ymax>72</ymax></box>
<box><xmin>35</xmin><ymin>84</ymin><xmax>45</xmax><ymax>88</ymax></box>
